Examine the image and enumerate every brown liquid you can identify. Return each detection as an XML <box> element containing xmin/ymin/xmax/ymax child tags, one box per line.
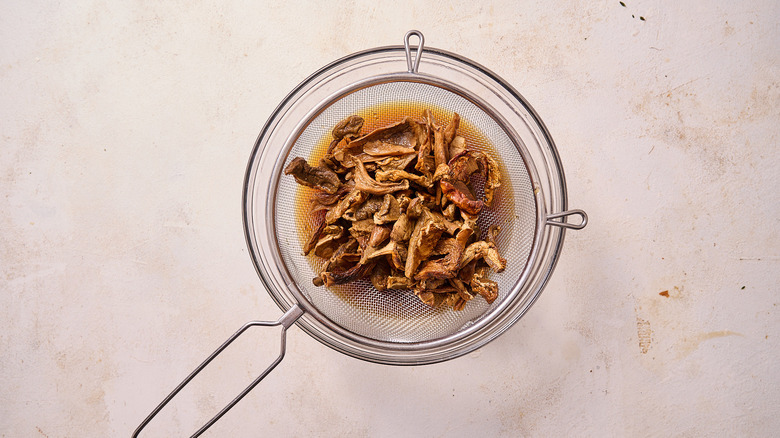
<box><xmin>292</xmin><ymin>101</ymin><xmax>515</xmax><ymax>315</ymax></box>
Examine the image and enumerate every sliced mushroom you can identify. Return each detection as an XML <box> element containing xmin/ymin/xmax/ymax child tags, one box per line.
<box><xmin>370</xmin><ymin>260</ymin><xmax>391</xmax><ymax>291</ymax></box>
<box><xmin>313</xmin><ymin>225</ymin><xmax>345</xmax><ymax>258</ymax></box>
<box><xmin>447</xmin><ymin>150</ymin><xmax>483</xmax><ymax>183</ymax></box>
<box><xmin>458</xmin><ymin>258</ymin><xmax>477</xmax><ymax>284</ymax></box>
<box><xmin>303</xmin><ymin>211</ymin><xmax>327</xmax><ymax>256</ymax></box>
<box><xmin>368</xmin><ymin>224</ymin><xmax>392</xmax><ymax>248</ymax></box>
<box><xmin>390</xmin><ymin>213</ymin><xmax>412</xmax><ymax>242</ymax></box>
<box><xmin>432</xmin><ymin>163</ymin><xmax>450</xmax><ymax>183</ymax></box>
<box><xmin>352</xmin><ymin>159</ymin><xmax>410</xmax><ymax>195</ymax></box>
<box><xmin>448</xmin><ymin>135</ymin><xmax>466</xmax><ymax>159</ymax></box>
<box><xmin>414</xmin><ymin>228</ymin><xmax>473</xmax><ymax>281</ymax></box>
<box><xmin>312</xmin><ymin>179</ymin><xmax>354</xmax><ymax>205</ymax></box>
<box><xmin>404</xmin><ymin>209</ymin><xmax>446</xmax><ymax>278</ymax></box>
<box><xmin>387</xmin><ymin>275</ymin><xmax>413</xmax><ymax>290</ymax></box>
<box><xmin>325</xmin><ymin>189</ymin><xmax>368</xmax><ymax>224</ymax></box>
<box><xmin>430</xmin><ymin>211</ymin><xmax>461</xmax><ymax>235</ymax></box>
<box><xmin>343</xmin><ymin>195</ymin><xmax>384</xmax><ymax>221</ymax></box>
<box><xmin>433</xmin><ymin>125</ymin><xmax>447</xmax><ymax>170</ymax></box>
<box><xmin>375</xmin><ymin>169</ymin><xmax>433</xmax><ymax>188</ymax></box>
<box><xmin>375</xmin><ymin>153</ymin><xmax>417</xmax><ymax>171</ymax></box>
<box><xmin>323</xmin><ymin>238</ymin><xmax>360</xmax><ymax>273</ymax></box>
<box><xmin>443</xmin><ymin>113</ymin><xmax>460</xmax><ymax>146</ymax></box>
<box><xmin>440</xmin><ymin>180</ymin><xmax>484</xmax><ymax>215</ymax></box>
<box><xmin>414</xmin><ymin>111</ymin><xmax>436</xmax><ymax>177</ymax></box>
<box><xmin>363</xmin><ymin>141</ymin><xmax>416</xmax><ymax>156</ymax></box>
<box><xmin>337</xmin><ymin>117</ymin><xmax>425</xmax><ymax>164</ymax></box>
<box><xmin>470</xmin><ymin>265</ymin><xmax>498</xmax><ymax>304</ymax></box>
<box><xmin>321</xmin><ymin>261</ymin><xmax>374</xmax><ymax>287</ymax></box>
<box><xmin>327</xmin><ymin>115</ymin><xmax>364</xmax><ymax>153</ymax></box>
<box><xmin>390</xmin><ymin>241</ymin><xmax>408</xmax><ymax>271</ymax></box>
<box><xmin>405</xmin><ymin>196</ymin><xmax>424</xmax><ymax>218</ymax></box>
<box><xmin>442</xmin><ymin>202</ymin><xmax>457</xmax><ymax>221</ymax></box>
<box><xmin>460</xmin><ymin>240</ymin><xmax>507</xmax><ymax>273</ymax></box>
<box><xmin>374</xmin><ymin>194</ymin><xmax>401</xmax><ymax>225</ymax></box>
<box><xmin>449</xmin><ymin>278</ymin><xmax>474</xmax><ymax>302</ymax></box>
<box><xmin>360</xmin><ymin>240</ymin><xmax>397</xmax><ymax>264</ymax></box>
<box><xmin>347</xmin><ymin>218</ymin><xmax>375</xmax><ymax>250</ymax></box>
<box><xmin>284</xmin><ymin>157</ymin><xmax>342</xmax><ymax>194</ymax></box>
<box><xmin>481</xmin><ymin>152</ymin><xmax>502</xmax><ymax>207</ymax></box>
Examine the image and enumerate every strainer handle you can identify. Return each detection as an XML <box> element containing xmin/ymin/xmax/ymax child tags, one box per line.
<box><xmin>546</xmin><ymin>209</ymin><xmax>588</xmax><ymax>230</ymax></box>
<box><xmin>132</xmin><ymin>304</ymin><xmax>304</xmax><ymax>438</ymax></box>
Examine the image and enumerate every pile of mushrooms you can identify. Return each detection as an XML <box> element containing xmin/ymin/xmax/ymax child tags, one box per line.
<box><xmin>285</xmin><ymin>111</ymin><xmax>506</xmax><ymax>310</ymax></box>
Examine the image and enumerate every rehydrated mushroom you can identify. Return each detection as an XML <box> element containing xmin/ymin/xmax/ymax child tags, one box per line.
<box><xmin>370</xmin><ymin>260</ymin><xmax>391</xmax><ymax>291</ymax></box>
<box><xmin>390</xmin><ymin>242</ymin><xmax>408</xmax><ymax>271</ymax></box>
<box><xmin>375</xmin><ymin>169</ymin><xmax>433</xmax><ymax>188</ymax></box>
<box><xmin>404</xmin><ymin>209</ymin><xmax>446</xmax><ymax>278</ymax></box>
<box><xmin>303</xmin><ymin>211</ymin><xmax>327</xmax><ymax>256</ymax></box>
<box><xmin>343</xmin><ymin>195</ymin><xmax>384</xmax><ymax>221</ymax></box>
<box><xmin>312</xmin><ymin>225</ymin><xmax>345</xmax><ymax>258</ymax></box>
<box><xmin>447</xmin><ymin>150</ymin><xmax>483</xmax><ymax>183</ymax></box>
<box><xmin>288</xmin><ymin>109</ymin><xmax>506</xmax><ymax>310</ymax></box>
<box><xmin>284</xmin><ymin>157</ymin><xmax>341</xmax><ymax>194</ymax></box>
<box><xmin>374</xmin><ymin>194</ymin><xmax>401</xmax><ymax>225</ymax></box>
<box><xmin>321</xmin><ymin>261</ymin><xmax>375</xmax><ymax>287</ymax></box>
<box><xmin>375</xmin><ymin>153</ymin><xmax>417</xmax><ymax>171</ymax></box>
<box><xmin>353</xmin><ymin>159</ymin><xmax>410</xmax><ymax>195</ymax></box>
<box><xmin>481</xmin><ymin>152</ymin><xmax>502</xmax><ymax>207</ymax></box>
<box><xmin>414</xmin><ymin>228</ymin><xmax>473</xmax><ymax>281</ymax></box>
<box><xmin>390</xmin><ymin>213</ymin><xmax>412</xmax><ymax>242</ymax></box>
<box><xmin>387</xmin><ymin>275</ymin><xmax>413</xmax><ymax>290</ymax></box>
<box><xmin>449</xmin><ymin>136</ymin><xmax>466</xmax><ymax>160</ymax></box>
<box><xmin>326</xmin><ymin>188</ymin><xmax>368</xmax><ymax>224</ymax></box>
<box><xmin>360</xmin><ymin>239</ymin><xmax>397</xmax><ymax>264</ymax></box>
<box><xmin>313</xmin><ymin>180</ymin><xmax>354</xmax><ymax>205</ymax></box>
<box><xmin>440</xmin><ymin>180</ymin><xmax>484</xmax><ymax>215</ymax></box>
<box><xmin>348</xmin><ymin>218</ymin><xmax>375</xmax><ymax>249</ymax></box>
<box><xmin>460</xmin><ymin>240</ymin><xmax>507</xmax><ymax>272</ymax></box>
<box><xmin>368</xmin><ymin>224</ymin><xmax>392</xmax><ymax>248</ymax></box>
<box><xmin>323</xmin><ymin>238</ymin><xmax>360</xmax><ymax>273</ymax></box>
<box><xmin>327</xmin><ymin>115</ymin><xmax>364</xmax><ymax>153</ymax></box>
<box><xmin>470</xmin><ymin>265</ymin><xmax>499</xmax><ymax>304</ymax></box>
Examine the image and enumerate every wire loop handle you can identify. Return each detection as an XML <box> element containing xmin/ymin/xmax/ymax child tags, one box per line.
<box><xmin>132</xmin><ymin>304</ymin><xmax>304</xmax><ymax>438</ymax></box>
<box><xmin>546</xmin><ymin>209</ymin><xmax>588</xmax><ymax>230</ymax></box>
<box><xmin>404</xmin><ymin>30</ymin><xmax>425</xmax><ymax>73</ymax></box>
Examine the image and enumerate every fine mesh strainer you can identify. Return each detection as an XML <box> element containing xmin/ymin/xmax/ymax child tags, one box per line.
<box><xmin>134</xmin><ymin>30</ymin><xmax>587</xmax><ymax>437</ymax></box>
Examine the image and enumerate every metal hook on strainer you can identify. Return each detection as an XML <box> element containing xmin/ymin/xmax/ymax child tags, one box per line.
<box><xmin>133</xmin><ymin>30</ymin><xmax>587</xmax><ymax>437</ymax></box>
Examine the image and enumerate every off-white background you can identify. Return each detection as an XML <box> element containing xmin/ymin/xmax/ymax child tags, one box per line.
<box><xmin>2</xmin><ymin>1</ymin><xmax>778</xmax><ymax>437</ymax></box>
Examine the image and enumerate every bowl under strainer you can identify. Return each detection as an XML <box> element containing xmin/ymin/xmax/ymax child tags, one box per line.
<box><xmin>244</xmin><ymin>31</ymin><xmax>586</xmax><ymax>364</ymax></box>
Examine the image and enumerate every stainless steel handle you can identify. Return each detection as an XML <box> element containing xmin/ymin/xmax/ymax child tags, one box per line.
<box><xmin>404</xmin><ymin>30</ymin><xmax>424</xmax><ymax>73</ymax></box>
<box><xmin>546</xmin><ymin>209</ymin><xmax>588</xmax><ymax>230</ymax></box>
<box><xmin>132</xmin><ymin>304</ymin><xmax>304</xmax><ymax>438</ymax></box>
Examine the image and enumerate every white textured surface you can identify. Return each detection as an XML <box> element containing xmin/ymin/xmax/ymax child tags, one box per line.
<box><xmin>2</xmin><ymin>1</ymin><xmax>778</xmax><ymax>437</ymax></box>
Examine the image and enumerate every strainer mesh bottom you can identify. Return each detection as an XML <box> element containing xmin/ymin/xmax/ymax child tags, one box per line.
<box><xmin>273</xmin><ymin>81</ymin><xmax>536</xmax><ymax>343</ymax></box>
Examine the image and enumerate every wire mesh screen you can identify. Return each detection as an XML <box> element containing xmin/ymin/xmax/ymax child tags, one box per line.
<box><xmin>272</xmin><ymin>81</ymin><xmax>536</xmax><ymax>343</ymax></box>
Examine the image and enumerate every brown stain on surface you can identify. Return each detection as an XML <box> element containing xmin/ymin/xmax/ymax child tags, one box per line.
<box><xmin>636</xmin><ymin>317</ymin><xmax>652</xmax><ymax>354</ymax></box>
<box><xmin>675</xmin><ymin>330</ymin><xmax>743</xmax><ymax>359</ymax></box>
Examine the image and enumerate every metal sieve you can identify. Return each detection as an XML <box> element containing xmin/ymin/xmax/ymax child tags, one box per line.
<box><xmin>134</xmin><ymin>30</ymin><xmax>587</xmax><ymax>437</ymax></box>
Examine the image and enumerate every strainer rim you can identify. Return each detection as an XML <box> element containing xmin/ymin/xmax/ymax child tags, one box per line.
<box><xmin>243</xmin><ymin>43</ymin><xmax>570</xmax><ymax>365</ymax></box>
